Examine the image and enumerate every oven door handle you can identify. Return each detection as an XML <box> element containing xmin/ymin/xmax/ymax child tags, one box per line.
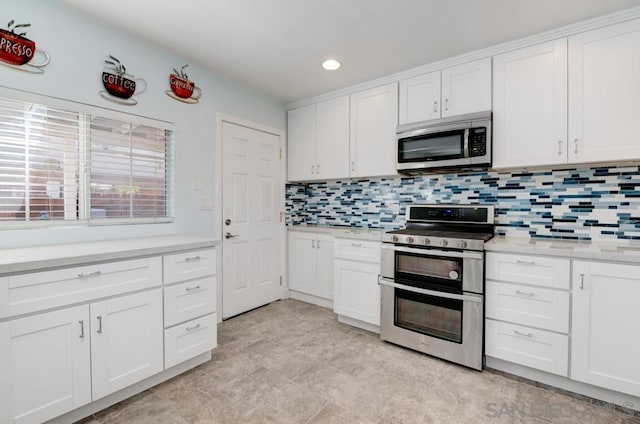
<box><xmin>380</xmin><ymin>243</ymin><xmax>483</xmax><ymax>260</ymax></box>
<box><xmin>378</xmin><ymin>276</ymin><xmax>483</xmax><ymax>303</ymax></box>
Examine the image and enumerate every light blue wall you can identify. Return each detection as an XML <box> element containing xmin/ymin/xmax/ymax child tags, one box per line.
<box><xmin>1</xmin><ymin>0</ymin><xmax>286</xmax><ymax>247</ymax></box>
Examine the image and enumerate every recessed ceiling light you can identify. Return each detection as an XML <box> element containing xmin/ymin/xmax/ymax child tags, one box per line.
<box><xmin>322</xmin><ymin>59</ymin><xmax>341</xmax><ymax>71</ymax></box>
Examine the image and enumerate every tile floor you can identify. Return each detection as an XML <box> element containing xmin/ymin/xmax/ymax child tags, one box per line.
<box><xmin>79</xmin><ymin>299</ymin><xmax>639</xmax><ymax>424</ymax></box>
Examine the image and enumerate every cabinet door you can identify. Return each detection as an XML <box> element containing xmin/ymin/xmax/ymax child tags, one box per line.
<box><xmin>569</xmin><ymin>19</ymin><xmax>640</xmax><ymax>164</ymax></box>
<box><xmin>493</xmin><ymin>40</ymin><xmax>568</xmax><ymax>168</ymax></box>
<box><xmin>287</xmin><ymin>231</ymin><xmax>317</xmax><ymax>295</ymax></box>
<box><xmin>399</xmin><ymin>70</ymin><xmax>441</xmax><ymax>124</ymax></box>
<box><xmin>349</xmin><ymin>83</ymin><xmax>398</xmax><ymax>178</ymax></box>
<box><xmin>316</xmin><ymin>96</ymin><xmax>350</xmax><ymax>180</ymax></box>
<box><xmin>315</xmin><ymin>234</ymin><xmax>334</xmax><ymax>300</ymax></box>
<box><xmin>441</xmin><ymin>58</ymin><xmax>492</xmax><ymax>117</ymax></box>
<box><xmin>0</xmin><ymin>306</ymin><xmax>91</xmax><ymax>424</ymax></box>
<box><xmin>333</xmin><ymin>259</ymin><xmax>381</xmax><ymax>325</ymax></box>
<box><xmin>91</xmin><ymin>289</ymin><xmax>163</xmax><ymax>400</ymax></box>
<box><xmin>572</xmin><ymin>261</ymin><xmax>640</xmax><ymax>397</ymax></box>
<box><xmin>287</xmin><ymin>104</ymin><xmax>316</xmax><ymax>181</ymax></box>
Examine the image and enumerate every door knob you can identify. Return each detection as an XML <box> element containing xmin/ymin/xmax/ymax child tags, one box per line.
<box><xmin>225</xmin><ymin>219</ymin><xmax>231</xmax><ymax>226</ymax></box>
<box><xmin>225</xmin><ymin>232</ymin><xmax>239</xmax><ymax>239</ymax></box>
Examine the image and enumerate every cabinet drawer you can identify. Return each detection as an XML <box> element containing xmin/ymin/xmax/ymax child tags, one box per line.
<box><xmin>0</xmin><ymin>257</ymin><xmax>162</xmax><ymax>319</ymax></box>
<box><xmin>486</xmin><ymin>280</ymin><xmax>570</xmax><ymax>333</ymax></box>
<box><xmin>486</xmin><ymin>253</ymin><xmax>570</xmax><ymax>289</ymax></box>
<box><xmin>486</xmin><ymin>319</ymin><xmax>568</xmax><ymax>376</ymax></box>
<box><xmin>164</xmin><ymin>276</ymin><xmax>216</xmax><ymax>327</ymax></box>
<box><xmin>333</xmin><ymin>239</ymin><xmax>381</xmax><ymax>263</ymax></box>
<box><xmin>165</xmin><ymin>313</ymin><xmax>217</xmax><ymax>369</ymax></box>
<box><xmin>163</xmin><ymin>248</ymin><xmax>216</xmax><ymax>285</ymax></box>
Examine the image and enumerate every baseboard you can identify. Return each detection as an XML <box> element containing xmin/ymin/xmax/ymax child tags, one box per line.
<box><xmin>337</xmin><ymin>314</ymin><xmax>380</xmax><ymax>334</ymax></box>
<box><xmin>289</xmin><ymin>290</ymin><xmax>333</xmax><ymax>309</ymax></box>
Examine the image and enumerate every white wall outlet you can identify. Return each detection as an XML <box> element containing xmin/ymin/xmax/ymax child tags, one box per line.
<box><xmin>199</xmin><ymin>194</ymin><xmax>213</xmax><ymax>211</ymax></box>
<box><xmin>391</xmin><ymin>203</ymin><xmax>400</xmax><ymax>215</ymax></box>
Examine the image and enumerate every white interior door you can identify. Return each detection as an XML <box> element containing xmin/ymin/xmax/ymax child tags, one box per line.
<box><xmin>222</xmin><ymin>122</ymin><xmax>282</xmax><ymax>319</ymax></box>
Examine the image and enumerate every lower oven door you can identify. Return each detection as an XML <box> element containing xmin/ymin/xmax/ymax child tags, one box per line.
<box><xmin>379</xmin><ymin>277</ymin><xmax>484</xmax><ymax>370</ymax></box>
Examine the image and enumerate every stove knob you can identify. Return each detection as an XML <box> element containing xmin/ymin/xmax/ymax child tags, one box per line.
<box><xmin>406</xmin><ymin>236</ymin><xmax>415</xmax><ymax>244</ymax></box>
<box><xmin>440</xmin><ymin>239</ymin><xmax>448</xmax><ymax>247</ymax></box>
<box><xmin>391</xmin><ymin>235</ymin><xmax>399</xmax><ymax>243</ymax></box>
<box><xmin>423</xmin><ymin>238</ymin><xmax>431</xmax><ymax>245</ymax></box>
<box><xmin>458</xmin><ymin>241</ymin><xmax>467</xmax><ymax>249</ymax></box>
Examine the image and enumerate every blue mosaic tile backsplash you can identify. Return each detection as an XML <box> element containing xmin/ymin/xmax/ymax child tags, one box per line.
<box><xmin>285</xmin><ymin>165</ymin><xmax>640</xmax><ymax>241</ymax></box>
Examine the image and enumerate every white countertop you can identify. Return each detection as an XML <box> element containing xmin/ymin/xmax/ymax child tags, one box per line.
<box><xmin>0</xmin><ymin>235</ymin><xmax>218</xmax><ymax>275</ymax></box>
<box><xmin>287</xmin><ymin>224</ymin><xmax>385</xmax><ymax>241</ymax></box>
<box><xmin>487</xmin><ymin>236</ymin><xmax>640</xmax><ymax>263</ymax></box>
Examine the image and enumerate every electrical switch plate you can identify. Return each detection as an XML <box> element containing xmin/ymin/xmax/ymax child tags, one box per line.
<box><xmin>391</xmin><ymin>203</ymin><xmax>400</xmax><ymax>215</ymax></box>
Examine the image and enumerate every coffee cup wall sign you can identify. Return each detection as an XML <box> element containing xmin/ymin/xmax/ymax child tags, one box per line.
<box><xmin>166</xmin><ymin>64</ymin><xmax>202</xmax><ymax>104</ymax></box>
<box><xmin>0</xmin><ymin>20</ymin><xmax>50</xmax><ymax>74</ymax></box>
<box><xmin>100</xmin><ymin>55</ymin><xmax>147</xmax><ymax>106</ymax></box>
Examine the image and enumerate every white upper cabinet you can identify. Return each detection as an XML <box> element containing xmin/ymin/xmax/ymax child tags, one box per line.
<box><xmin>441</xmin><ymin>58</ymin><xmax>492</xmax><ymax>117</ymax></box>
<box><xmin>349</xmin><ymin>83</ymin><xmax>399</xmax><ymax>178</ymax></box>
<box><xmin>316</xmin><ymin>96</ymin><xmax>350</xmax><ymax>180</ymax></box>
<box><xmin>399</xmin><ymin>70</ymin><xmax>441</xmax><ymax>124</ymax></box>
<box><xmin>493</xmin><ymin>40</ymin><xmax>568</xmax><ymax>168</ymax></box>
<box><xmin>287</xmin><ymin>97</ymin><xmax>350</xmax><ymax>182</ymax></box>
<box><xmin>287</xmin><ymin>104</ymin><xmax>316</xmax><ymax>181</ymax></box>
<box><xmin>399</xmin><ymin>58</ymin><xmax>491</xmax><ymax>125</ymax></box>
<box><xmin>568</xmin><ymin>19</ymin><xmax>640</xmax><ymax>164</ymax></box>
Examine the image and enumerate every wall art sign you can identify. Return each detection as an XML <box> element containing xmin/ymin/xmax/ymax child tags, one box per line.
<box><xmin>100</xmin><ymin>55</ymin><xmax>147</xmax><ymax>106</ymax></box>
<box><xmin>0</xmin><ymin>20</ymin><xmax>50</xmax><ymax>73</ymax></box>
<box><xmin>166</xmin><ymin>64</ymin><xmax>202</xmax><ymax>104</ymax></box>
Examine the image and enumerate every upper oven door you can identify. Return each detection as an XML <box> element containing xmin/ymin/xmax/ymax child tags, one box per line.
<box><xmin>381</xmin><ymin>244</ymin><xmax>484</xmax><ymax>294</ymax></box>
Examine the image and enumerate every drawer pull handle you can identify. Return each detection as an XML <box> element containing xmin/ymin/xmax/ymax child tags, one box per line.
<box><xmin>97</xmin><ymin>316</ymin><xmax>103</xmax><ymax>334</ymax></box>
<box><xmin>351</xmin><ymin>243</ymin><xmax>362</xmax><ymax>247</ymax></box>
<box><xmin>186</xmin><ymin>324</ymin><xmax>201</xmax><ymax>332</ymax></box>
<box><xmin>184</xmin><ymin>256</ymin><xmax>202</xmax><ymax>262</ymax></box>
<box><xmin>513</xmin><ymin>330</ymin><xmax>533</xmax><ymax>338</ymax></box>
<box><xmin>185</xmin><ymin>285</ymin><xmax>201</xmax><ymax>292</ymax></box>
<box><xmin>78</xmin><ymin>270</ymin><xmax>102</xmax><ymax>279</ymax></box>
<box><xmin>516</xmin><ymin>260</ymin><xmax>536</xmax><ymax>266</ymax></box>
<box><xmin>515</xmin><ymin>290</ymin><xmax>535</xmax><ymax>297</ymax></box>
<box><xmin>79</xmin><ymin>320</ymin><xmax>85</xmax><ymax>339</ymax></box>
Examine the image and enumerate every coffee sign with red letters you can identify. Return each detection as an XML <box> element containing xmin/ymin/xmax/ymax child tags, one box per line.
<box><xmin>0</xmin><ymin>19</ymin><xmax>50</xmax><ymax>73</ymax></box>
<box><xmin>166</xmin><ymin>64</ymin><xmax>202</xmax><ymax>104</ymax></box>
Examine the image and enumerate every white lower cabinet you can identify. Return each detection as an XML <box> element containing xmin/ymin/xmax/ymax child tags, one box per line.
<box><xmin>165</xmin><ymin>313</ymin><xmax>218</xmax><ymax>369</ymax></box>
<box><xmin>572</xmin><ymin>260</ymin><xmax>640</xmax><ymax>397</ymax></box>
<box><xmin>288</xmin><ymin>231</ymin><xmax>334</xmax><ymax>300</ymax></box>
<box><xmin>91</xmin><ymin>289</ymin><xmax>163</xmax><ymax>400</ymax></box>
<box><xmin>0</xmin><ymin>288</ymin><xmax>163</xmax><ymax>423</ymax></box>
<box><xmin>0</xmin><ymin>306</ymin><xmax>91</xmax><ymax>424</ymax></box>
<box><xmin>333</xmin><ymin>239</ymin><xmax>381</xmax><ymax>327</ymax></box>
<box><xmin>486</xmin><ymin>319</ymin><xmax>568</xmax><ymax>376</ymax></box>
<box><xmin>485</xmin><ymin>252</ymin><xmax>570</xmax><ymax>376</ymax></box>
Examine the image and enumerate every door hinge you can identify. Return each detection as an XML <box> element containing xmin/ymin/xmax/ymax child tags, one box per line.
<box><xmin>279</xmin><ymin>276</ymin><xmax>283</xmax><ymax>286</ymax></box>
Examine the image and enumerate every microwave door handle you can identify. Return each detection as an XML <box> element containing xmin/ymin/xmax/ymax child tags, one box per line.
<box><xmin>378</xmin><ymin>277</ymin><xmax>482</xmax><ymax>303</ymax></box>
<box><xmin>463</xmin><ymin>128</ymin><xmax>470</xmax><ymax>158</ymax></box>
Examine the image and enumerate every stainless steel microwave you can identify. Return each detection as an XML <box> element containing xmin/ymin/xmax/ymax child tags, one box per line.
<box><xmin>396</xmin><ymin>110</ymin><xmax>492</xmax><ymax>175</ymax></box>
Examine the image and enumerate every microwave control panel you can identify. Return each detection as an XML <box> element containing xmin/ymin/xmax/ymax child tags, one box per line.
<box><xmin>469</xmin><ymin>127</ymin><xmax>486</xmax><ymax>157</ymax></box>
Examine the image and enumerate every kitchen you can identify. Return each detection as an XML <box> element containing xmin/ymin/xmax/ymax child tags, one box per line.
<box><xmin>1</xmin><ymin>0</ymin><xmax>640</xmax><ymax>423</ymax></box>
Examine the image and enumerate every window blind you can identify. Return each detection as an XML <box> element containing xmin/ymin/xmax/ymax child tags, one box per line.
<box><xmin>0</xmin><ymin>95</ymin><xmax>173</xmax><ymax>226</ymax></box>
<box><xmin>0</xmin><ymin>98</ymin><xmax>80</xmax><ymax>222</ymax></box>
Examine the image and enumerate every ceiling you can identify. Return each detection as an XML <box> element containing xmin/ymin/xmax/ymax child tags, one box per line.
<box><xmin>60</xmin><ymin>0</ymin><xmax>640</xmax><ymax>103</ymax></box>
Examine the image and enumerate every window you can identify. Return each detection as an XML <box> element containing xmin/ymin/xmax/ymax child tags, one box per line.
<box><xmin>0</xmin><ymin>95</ymin><xmax>173</xmax><ymax>226</ymax></box>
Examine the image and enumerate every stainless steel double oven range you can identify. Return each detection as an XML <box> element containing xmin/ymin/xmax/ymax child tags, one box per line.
<box><xmin>380</xmin><ymin>204</ymin><xmax>494</xmax><ymax>370</ymax></box>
